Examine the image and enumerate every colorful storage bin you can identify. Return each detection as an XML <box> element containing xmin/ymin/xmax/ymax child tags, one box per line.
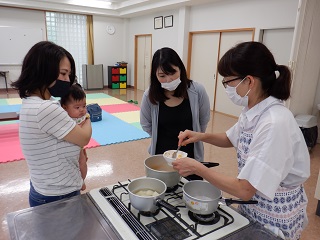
<box><xmin>112</xmin><ymin>75</ymin><xmax>119</xmax><ymax>82</ymax></box>
<box><xmin>112</xmin><ymin>83</ymin><xmax>120</xmax><ymax>88</ymax></box>
<box><xmin>120</xmin><ymin>75</ymin><xmax>126</xmax><ymax>81</ymax></box>
<box><xmin>119</xmin><ymin>68</ymin><xmax>126</xmax><ymax>74</ymax></box>
<box><xmin>111</xmin><ymin>68</ymin><xmax>119</xmax><ymax>74</ymax></box>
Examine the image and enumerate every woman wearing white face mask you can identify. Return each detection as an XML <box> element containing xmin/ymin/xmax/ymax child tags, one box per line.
<box><xmin>224</xmin><ymin>76</ymin><xmax>251</xmax><ymax>106</ymax></box>
<box><xmin>172</xmin><ymin>42</ymin><xmax>310</xmax><ymax>239</ymax></box>
<box><xmin>140</xmin><ymin>47</ymin><xmax>210</xmax><ymax>161</ymax></box>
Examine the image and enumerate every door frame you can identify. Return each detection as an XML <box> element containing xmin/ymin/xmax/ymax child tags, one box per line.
<box><xmin>187</xmin><ymin>28</ymin><xmax>255</xmax><ymax>115</ymax></box>
<box><xmin>134</xmin><ymin>34</ymin><xmax>152</xmax><ymax>89</ymax></box>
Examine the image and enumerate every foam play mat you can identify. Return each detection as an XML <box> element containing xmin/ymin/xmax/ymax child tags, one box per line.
<box><xmin>0</xmin><ymin>93</ymin><xmax>149</xmax><ymax>163</ymax></box>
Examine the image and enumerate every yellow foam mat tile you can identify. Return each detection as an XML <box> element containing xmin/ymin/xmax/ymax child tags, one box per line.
<box><xmin>6</xmin><ymin>98</ymin><xmax>22</xmax><ymax>105</ymax></box>
<box><xmin>112</xmin><ymin>111</ymin><xmax>140</xmax><ymax>123</ymax></box>
<box><xmin>86</xmin><ymin>98</ymin><xmax>125</xmax><ymax>105</ymax></box>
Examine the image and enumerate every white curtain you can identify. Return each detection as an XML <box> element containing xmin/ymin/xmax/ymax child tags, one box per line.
<box><xmin>46</xmin><ymin>12</ymin><xmax>88</xmax><ymax>85</ymax></box>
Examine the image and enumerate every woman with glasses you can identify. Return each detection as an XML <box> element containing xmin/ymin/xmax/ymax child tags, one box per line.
<box><xmin>172</xmin><ymin>42</ymin><xmax>310</xmax><ymax>239</ymax></box>
<box><xmin>140</xmin><ymin>47</ymin><xmax>210</xmax><ymax>161</ymax></box>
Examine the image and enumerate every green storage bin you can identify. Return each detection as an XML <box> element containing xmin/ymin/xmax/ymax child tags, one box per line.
<box><xmin>120</xmin><ymin>75</ymin><xmax>126</xmax><ymax>82</ymax></box>
<box><xmin>112</xmin><ymin>83</ymin><xmax>120</xmax><ymax>89</ymax></box>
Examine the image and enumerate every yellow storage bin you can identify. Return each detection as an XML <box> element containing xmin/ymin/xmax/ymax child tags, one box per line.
<box><xmin>119</xmin><ymin>68</ymin><xmax>126</xmax><ymax>74</ymax></box>
<box><xmin>120</xmin><ymin>82</ymin><xmax>126</xmax><ymax>89</ymax></box>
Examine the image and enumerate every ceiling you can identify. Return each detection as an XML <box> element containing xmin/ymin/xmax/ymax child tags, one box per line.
<box><xmin>0</xmin><ymin>0</ymin><xmax>221</xmax><ymax>18</ymax></box>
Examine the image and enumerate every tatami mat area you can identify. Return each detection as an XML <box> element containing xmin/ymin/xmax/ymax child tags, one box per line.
<box><xmin>0</xmin><ymin>87</ymin><xmax>319</xmax><ymax>240</ymax></box>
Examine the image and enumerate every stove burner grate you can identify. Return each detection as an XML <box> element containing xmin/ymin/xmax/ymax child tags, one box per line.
<box><xmin>188</xmin><ymin>211</ymin><xmax>220</xmax><ymax>225</ymax></box>
<box><xmin>166</xmin><ymin>184</ymin><xmax>179</xmax><ymax>193</ymax></box>
<box><xmin>139</xmin><ymin>208</ymin><xmax>160</xmax><ymax>217</ymax></box>
<box><xmin>99</xmin><ymin>188</ymin><xmax>154</xmax><ymax>240</ymax></box>
<box><xmin>146</xmin><ymin>217</ymin><xmax>191</xmax><ymax>240</ymax></box>
<box><xmin>97</xmin><ymin>180</ymin><xmax>239</xmax><ymax>239</ymax></box>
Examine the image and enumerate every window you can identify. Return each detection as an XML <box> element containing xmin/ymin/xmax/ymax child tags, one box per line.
<box><xmin>46</xmin><ymin>12</ymin><xmax>88</xmax><ymax>85</ymax></box>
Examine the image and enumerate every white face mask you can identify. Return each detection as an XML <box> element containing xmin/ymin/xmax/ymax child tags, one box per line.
<box><xmin>225</xmin><ymin>78</ymin><xmax>251</xmax><ymax>107</ymax></box>
<box><xmin>161</xmin><ymin>78</ymin><xmax>181</xmax><ymax>91</ymax></box>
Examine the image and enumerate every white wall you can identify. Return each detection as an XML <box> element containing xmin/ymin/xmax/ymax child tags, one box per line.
<box><xmin>189</xmin><ymin>0</ymin><xmax>298</xmax><ymax>32</ymax></box>
<box><xmin>0</xmin><ymin>7</ymin><xmax>125</xmax><ymax>87</ymax></box>
<box><xmin>0</xmin><ymin>0</ymin><xmax>305</xmax><ymax>91</ymax></box>
<box><xmin>288</xmin><ymin>0</ymin><xmax>320</xmax><ymax>142</ymax></box>
<box><xmin>0</xmin><ymin>7</ymin><xmax>46</xmax><ymax>88</ymax></box>
<box><xmin>126</xmin><ymin>10</ymin><xmax>179</xmax><ymax>85</ymax></box>
<box><xmin>124</xmin><ymin>0</ymin><xmax>299</xmax><ymax>86</ymax></box>
<box><xmin>92</xmin><ymin>15</ymin><xmax>126</xmax><ymax>86</ymax></box>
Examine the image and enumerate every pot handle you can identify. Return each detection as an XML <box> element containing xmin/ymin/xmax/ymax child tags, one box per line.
<box><xmin>201</xmin><ymin>162</ymin><xmax>219</xmax><ymax>168</ymax></box>
<box><xmin>155</xmin><ymin>199</ymin><xmax>179</xmax><ymax>213</ymax></box>
<box><xmin>185</xmin><ymin>162</ymin><xmax>219</xmax><ymax>181</ymax></box>
<box><xmin>223</xmin><ymin>198</ymin><xmax>258</xmax><ymax>206</ymax></box>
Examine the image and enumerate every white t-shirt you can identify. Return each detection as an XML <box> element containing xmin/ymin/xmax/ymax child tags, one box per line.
<box><xmin>19</xmin><ymin>96</ymin><xmax>82</xmax><ymax>196</ymax></box>
<box><xmin>226</xmin><ymin>96</ymin><xmax>310</xmax><ymax>200</ymax></box>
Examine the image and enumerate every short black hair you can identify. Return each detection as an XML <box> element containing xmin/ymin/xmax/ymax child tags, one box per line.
<box><xmin>60</xmin><ymin>83</ymin><xmax>86</xmax><ymax>106</ymax></box>
<box><xmin>11</xmin><ymin>41</ymin><xmax>76</xmax><ymax>99</ymax></box>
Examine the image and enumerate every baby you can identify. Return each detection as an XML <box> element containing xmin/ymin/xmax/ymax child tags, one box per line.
<box><xmin>61</xmin><ymin>84</ymin><xmax>90</xmax><ymax>190</ymax></box>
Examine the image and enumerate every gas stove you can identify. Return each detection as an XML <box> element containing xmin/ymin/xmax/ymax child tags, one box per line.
<box><xmin>89</xmin><ymin>177</ymin><xmax>250</xmax><ymax>240</ymax></box>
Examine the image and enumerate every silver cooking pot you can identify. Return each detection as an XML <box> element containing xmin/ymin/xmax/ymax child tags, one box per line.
<box><xmin>144</xmin><ymin>155</ymin><xmax>220</xmax><ymax>188</ymax></box>
<box><xmin>128</xmin><ymin>177</ymin><xmax>179</xmax><ymax>213</ymax></box>
<box><xmin>144</xmin><ymin>155</ymin><xmax>180</xmax><ymax>188</ymax></box>
<box><xmin>183</xmin><ymin>180</ymin><xmax>258</xmax><ymax>215</ymax></box>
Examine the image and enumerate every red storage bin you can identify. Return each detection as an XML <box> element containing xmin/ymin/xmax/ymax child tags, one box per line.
<box><xmin>112</xmin><ymin>75</ymin><xmax>119</xmax><ymax>82</ymax></box>
<box><xmin>111</xmin><ymin>68</ymin><xmax>119</xmax><ymax>74</ymax></box>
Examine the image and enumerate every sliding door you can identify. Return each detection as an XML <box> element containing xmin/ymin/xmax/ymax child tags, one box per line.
<box><xmin>188</xmin><ymin>29</ymin><xmax>254</xmax><ymax>117</ymax></box>
<box><xmin>189</xmin><ymin>33</ymin><xmax>220</xmax><ymax>110</ymax></box>
<box><xmin>135</xmin><ymin>35</ymin><xmax>152</xmax><ymax>91</ymax></box>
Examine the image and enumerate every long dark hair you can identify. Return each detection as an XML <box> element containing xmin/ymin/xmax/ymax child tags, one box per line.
<box><xmin>218</xmin><ymin>41</ymin><xmax>291</xmax><ymax>100</ymax></box>
<box><xmin>149</xmin><ymin>47</ymin><xmax>191</xmax><ymax>104</ymax></box>
<box><xmin>11</xmin><ymin>41</ymin><xmax>76</xmax><ymax>99</ymax></box>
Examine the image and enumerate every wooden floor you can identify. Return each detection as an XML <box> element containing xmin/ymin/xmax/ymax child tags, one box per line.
<box><xmin>0</xmin><ymin>87</ymin><xmax>319</xmax><ymax>240</ymax></box>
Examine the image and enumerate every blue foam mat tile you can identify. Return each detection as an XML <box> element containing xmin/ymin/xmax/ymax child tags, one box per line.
<box><xmin>0</xmin><ymin>104</ymin><xmax>21</xmax><ymax>113</ymax></box>
<box><xmin>91</xmin><ymin>111</ymin><xmax>149</xmax><ymax>145</ymax></box>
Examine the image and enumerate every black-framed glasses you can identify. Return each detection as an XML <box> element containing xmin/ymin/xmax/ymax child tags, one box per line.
<box><xmin>222</xmin><ymin>77</ymin><xmax>242</xmax><ymax>88</ymax></box>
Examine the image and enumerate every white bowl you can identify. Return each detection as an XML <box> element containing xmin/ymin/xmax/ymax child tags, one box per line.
<box><xmin>163</xmin><ymin>150</ymin><xmax>188</xmax><ymax>166</ymax></box>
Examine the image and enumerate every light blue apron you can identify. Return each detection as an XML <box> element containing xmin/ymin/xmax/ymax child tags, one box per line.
<box><xmin>236</xmin><ymin>103</ymin><xmax>308</xmax><ymax>239</ymax></box>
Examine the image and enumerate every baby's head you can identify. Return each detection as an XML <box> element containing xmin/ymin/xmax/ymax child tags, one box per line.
<box><xmin>61</xmin><ymin>84</ymin><xmax>87</xmax><ymax>119</ymax></box>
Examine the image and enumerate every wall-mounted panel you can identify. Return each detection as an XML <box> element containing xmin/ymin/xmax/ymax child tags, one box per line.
<box><xmin>0</xmin><ymin>27</ymin><xmax>43</xmax><ymax>65</ymax></box>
